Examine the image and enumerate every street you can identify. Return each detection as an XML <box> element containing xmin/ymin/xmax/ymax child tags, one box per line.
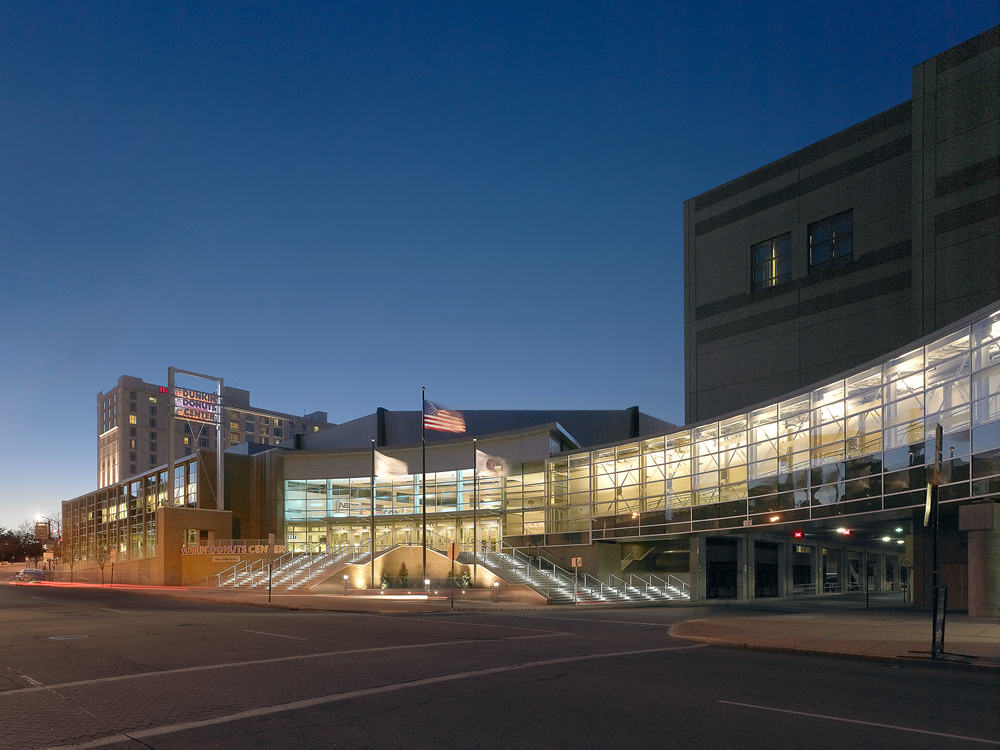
<box><xmin>0</xmin><ymin>582</ymin><xmax>997</xmax><ymax>749</ymax></box>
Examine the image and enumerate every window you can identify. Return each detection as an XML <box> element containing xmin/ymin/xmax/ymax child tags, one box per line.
<box><xmin>129</xmin><ymin>414</ymin><xmax>137</xmax><ymax>425</ymax></box>
<box><xmin>751</xmin><ymin>233</ymin><xmax>791</xmax><ymax>291</ymax></box>
<box><xmin>809</xmin><ymin>210</ymin><xmax>853</xmax><ymax>269</ymax></box>
<box><xmin>183</xmin><ymin>436</ymin><xmax>190</xmax><ymax>446</ymax></box>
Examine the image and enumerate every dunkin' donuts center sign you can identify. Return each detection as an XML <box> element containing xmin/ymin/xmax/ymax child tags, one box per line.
<box><xmin>173</xmin><ymin>387</ymin><xmax>221</xmax><ymax>424</ymax></box>
<box><xmin>181</xmin><ymin>544</ymin><xmax>287</xmax><ymax>555</ymax></box>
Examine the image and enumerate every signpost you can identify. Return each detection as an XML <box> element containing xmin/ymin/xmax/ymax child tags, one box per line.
<box><xmin>448</xmin><ymin>542</ymin><xmax>459</xmax><ymax>609</ymax></box>
<box><xmin>925</xmin><ymin>423</ymin><xmax>945</xmax><ymax>658</ymax></box>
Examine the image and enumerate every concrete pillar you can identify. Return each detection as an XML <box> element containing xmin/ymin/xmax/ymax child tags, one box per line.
<box><xmin>325</xmin><ymin>522</ymin><xmax>332</xmax><ymax>553</ymax></box>
<box><xmin>813</xmin><ymin>545</ymin><xmax>824</xmax><ymax>596</ymax></box>
<box><xmin>206</xmin><ymin>530</ymin><xmax>216</xmax><ymax>546</ymax></box>
<box><xmin>779</xmin><ymin>541</ymin><xmax>793</xmax><ymax>598</ymax></box>
<box><xmin>959</xmin><ymin>502</ymin><xmax>1000</xmax><ymax>618</ymax></box>
<box><xmin>741</xmin><ymin>535</ymin><xmax>752</xmax><ymax>601</ymax></box>
<box><xmin>689</xmin><ymin>536</ymin><xmax>705</xmax><ymax>603</ymax></box>
<box><xmin>267</xmin><ymin>531</ymin><xmax>276</xmax><ymax>554</ymax></box>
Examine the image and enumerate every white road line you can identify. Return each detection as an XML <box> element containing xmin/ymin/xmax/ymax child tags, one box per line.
<box><xmin>719</xmin><ymin>700</ymin><xmax>1000</xmax><ymax>746</ymax></box>
<box><xmin>46</xmin><ymin>644</ymin><xmax>709</xmax><ymax>749</ymax></box>
<box><xmin>374</xmin><ymin>614</ymin><xmax>567</xmax><ymax>635</ymax></box>
<box><xmin>100</xmin><ymin>609</ymin><xmax>129</xmax><ymax>614</ymax></box>
<box><xmin>243</xmin><ymin>630</ymin><xmax>308</xmax><ymax>641</ymax></box>
<box><xmin>9</xmin><ymin>632</ymin><xmax>568</xmax><ymax>695</ymax></box>
<box><xmin>521</xmin><ymin>615</ymin><xmax>673</xmax><ymax>627</ymax></box>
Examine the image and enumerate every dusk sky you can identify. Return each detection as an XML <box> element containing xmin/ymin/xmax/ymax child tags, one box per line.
<box><xmin>2</xmin><ymin>2</ymin><xmax>998</xmax><ymax>529</ymax></box>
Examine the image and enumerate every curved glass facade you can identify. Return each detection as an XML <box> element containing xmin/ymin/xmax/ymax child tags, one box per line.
<box><xmin>282</xmin><ymin>306</ymin><xmax>1000</xmax><ymax>547</ymax></box>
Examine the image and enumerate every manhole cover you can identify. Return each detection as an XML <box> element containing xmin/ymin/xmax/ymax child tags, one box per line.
<box><xmin>49</xmin><ymin>634</ymin><xmax>89</xmax><ymax>640</ymax></box>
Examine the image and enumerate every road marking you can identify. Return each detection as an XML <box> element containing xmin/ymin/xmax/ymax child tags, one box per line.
<box><xmin>31</xmin><ymin>596</ymin><xmax>46</xmax><ymax>600</ymax></box>
<box><xmin>9</xmin><ymin>633</ymin><xmax>568</xmax><ymax>695</ymax></box>
<box><xmin>521</xmin><ymin>615</ymin><xmax>674</xmax><ymax>627</ymax></box>
<box><xmin>100</xmin><ymin>608</ymin><xmax>129</xmax><ymax>614</ymax></box>
<box><xmin>48</xmin><ymin>644</ymin><xmax>709</xmax><ymax>749</ymax></box>
<box><xmin>719</xmin><ymin>700</ymin><xmax>1000</xmax><ymax>746</ymax></box>
<box><xmin>374</xmin><ymin>614</ymin><xmax>566</xmax><ymax>635</ymax></box>
<box><xmin>243</xmin><ymin>630</ymin><xmax>308</xmax><ymax>641</ymax></box>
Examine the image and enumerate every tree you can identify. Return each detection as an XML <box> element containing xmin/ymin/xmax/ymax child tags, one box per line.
<box><xmin>94</xmin><ymin>544</ymin><xmax>114</xmax><ymax>585</ymax></box>
<box><xmin>397</xmin><ymin>562</ymin><xmax>409</xmax><ymax>588</ymax></box>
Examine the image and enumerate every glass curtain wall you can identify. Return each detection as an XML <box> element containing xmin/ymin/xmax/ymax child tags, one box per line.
<box><xmin>283</xmin><ymin>306</ymin><xmax>1000</xmax><ymax>548</ymax></box>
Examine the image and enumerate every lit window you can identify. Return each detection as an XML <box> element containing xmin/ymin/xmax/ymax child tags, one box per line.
<box><xmin>751</xmin><ymin>233</ymin><xmax>791</xmax><ymax>291</ymax></box>
<box><xmin>129</xmin><ymin>414</ymin><xmax>137</xmax><ymax>425</ymax></box>
<box><xmin>809</xmin><ymin>210</ymin><xmax>853</xmax><ymax>269</ymax></box>
<box><xmin>148</xmin><ymin>396</ymin><xmax>157</xmax><ymax>403</ymax></box>
<box><xmin>183</xmin><ymin>436</ymin><xmax>190</xmax><ymax>446</ymax></box>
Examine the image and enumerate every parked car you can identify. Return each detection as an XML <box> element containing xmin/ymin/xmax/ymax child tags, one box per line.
<box><xmin>14</xmin><ymin>568</ymin><xmax>46</xmax><ymax>582</ymax></box>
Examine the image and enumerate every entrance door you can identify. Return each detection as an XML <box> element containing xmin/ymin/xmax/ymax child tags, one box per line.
<box><xmin>847</xmin><ymin>552</ymin><xmax>863</xmax><ymax>592</ymax></box>
<box><xmin>754</xmin><ymin>541</ymin><xmax>779</xmax><ymax>598</ymax></box>
<box><xmin>706</xmin><ymin>538</ymin><xmax>738</xmax><ymax>599</ymax></box>
<box><xmin>792</xmin><ymin>545</ymin><xmax>815</xmax><ymax>595</ymax></box>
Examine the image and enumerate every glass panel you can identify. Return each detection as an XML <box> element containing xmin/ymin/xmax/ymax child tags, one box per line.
<box><xmin>847</xmin><ymin>366</ymin><xmax>883</xmax><ymax>397</ymax></box>
<box><xmin>884</xmin><ymin>349</ymin><xmax>924</xmax><ymax>401</ymax></box>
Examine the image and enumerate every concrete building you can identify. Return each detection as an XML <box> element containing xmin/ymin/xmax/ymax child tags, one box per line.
<box><xmin>684</xmin><ymin>24</ymin><xmax>1000</xmax><ymax>424</ymax></box>
<box><xmin>97</xmin><ymin>374</ymin><xmax>329</xmax><ymax>488</ymax></box>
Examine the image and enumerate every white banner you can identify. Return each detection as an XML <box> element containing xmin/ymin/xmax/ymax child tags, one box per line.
<box><xmin>476</xmin><ymin>449</ymin><xmax>506</xmax><ymax>477</ymax></box>
<box><xmin>374</xmin><ymin>450</ymin><xmax>408</xmax><ymax>478</ymax></box>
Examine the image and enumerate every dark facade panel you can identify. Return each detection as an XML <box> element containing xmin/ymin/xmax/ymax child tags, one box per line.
<box><xmin>693</xmin><ymin>137</ymin><xmax>911</xmax><ymax>236</ymax></box>
<box><xmin>693</xmin><ymin>102</ymin><xmax>912</xmax><ymax>212</ymax></box>
<box><xmin>695</xmin><ymin>240</ymin><xmax>912</xmax><ymax>320</ymax></box>
<box><xmin>934</xmin><ymin>24</ymin><xmax>1000</xmax><ymax>73</ymax></box>
<box><xmin>934</xmin><ymin>195</ymin><xmax>1000</xmax><ymax>235</ymax></box>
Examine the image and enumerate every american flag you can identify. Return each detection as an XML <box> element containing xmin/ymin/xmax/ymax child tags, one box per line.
<box><xmin>423</xmin><ymin>399</ymin><xmax>466</xmax><ymax>433</ymax></box>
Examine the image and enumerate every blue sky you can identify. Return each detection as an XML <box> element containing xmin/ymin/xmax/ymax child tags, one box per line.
<box><xmin>1</xmin><ymin>1</ymin><xmax>997</xmax><ymax>528</ymax></box>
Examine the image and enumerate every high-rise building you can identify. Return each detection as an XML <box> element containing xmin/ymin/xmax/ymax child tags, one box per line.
<box><xmin>97</xmin><ymin>374</ymin><xmax>329</xmax><ymax>487</ymax></box>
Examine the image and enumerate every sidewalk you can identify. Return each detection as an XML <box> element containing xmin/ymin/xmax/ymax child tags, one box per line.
<box><xmin>669</xmin><ymin>607</ymin><xmax>1000</xmax><ymax>669</ymax></box>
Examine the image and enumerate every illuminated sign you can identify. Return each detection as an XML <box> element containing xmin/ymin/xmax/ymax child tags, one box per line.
<box><xmin>173</xmin><ymin>387</ymin><xmax>221</xmax><ymax>424</ymax></box>
<box><xmin>181</xmin><ymin>544</ymin><xmax>286</xmax><ymax>555</ymax></box>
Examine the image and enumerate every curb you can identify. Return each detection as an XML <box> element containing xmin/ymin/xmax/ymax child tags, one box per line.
<box><xmin>667</xmin><ymin>624</ymin><xmax>1000</xmax><ymax>671</ymax></box>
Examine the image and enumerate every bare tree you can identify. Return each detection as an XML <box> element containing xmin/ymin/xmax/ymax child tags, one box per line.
<box><xmin>94</xmin><ymin>544</ymin><xmax>114</xmax><ymax>585</ymax></box>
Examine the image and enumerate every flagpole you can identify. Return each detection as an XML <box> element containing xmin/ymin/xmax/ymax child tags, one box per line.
<box><xmin>370</xmin><ymin>438</ymin><xmax>375</xmax><ymax>590</ymax></box>
<box><xmin>421</xmin><ymin>386</ymin><xmax>427</xmax><ymax>582</ymax></box>
<box><xmin>473</xmin><ymin>437</ymin><xmax>478</xmax><ymax>588</ymax></box>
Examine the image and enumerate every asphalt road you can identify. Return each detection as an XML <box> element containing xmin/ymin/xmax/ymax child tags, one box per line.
<box><xmin>1</xmin><ymin>582</ymin><xmax>997</xmax><ymax>750</ymax></box>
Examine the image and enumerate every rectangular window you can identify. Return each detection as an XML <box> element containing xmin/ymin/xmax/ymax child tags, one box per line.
<box><xmin>129</xmin><ymin>414</ymin><xmax>137</xmax><ymax>425</ymax></box>
<box><xmin>751</xmin><ymin>233</ymin><xmax>791</xmax><ymax>291</ymax></box>
<box><xmin>809</xmin><ymin>210</ymin><xmax>853</xmax><ymax>269</ymax></box>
